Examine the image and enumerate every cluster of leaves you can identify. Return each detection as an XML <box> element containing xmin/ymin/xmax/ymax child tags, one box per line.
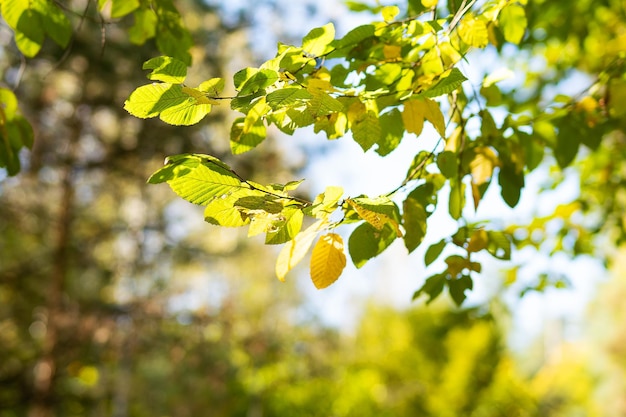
<box><xmin>4</xmin><ymin>0</ymin><xmax>624</xmax><ymax>304</ymax></box>
<box><xmin>0</xmin><ymin>88</ymin><xmax>32</xmax><ymax>175</ymax></box>
<box><xmin>0</xmin><ymin>0</ymin><xmax>192</xmax><ymax>175</ymax></box>
<box><xmin>125</xmin><ymin>1</ymin><xmax>534</xmax><ymax>304</ymax></box>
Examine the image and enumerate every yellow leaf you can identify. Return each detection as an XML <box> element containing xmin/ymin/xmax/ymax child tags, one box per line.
<box><xmin>421</xmin><ymin>97</ymin><xmax>446</xmax><ymax>137</ymax></box>
<box><xmin>470</xmin><ymin>147</ymin><xmax>498</xmax><ymax>185</ymax></box>
<box><xmin>381</xmin><ymin>5</ymin><xmax>400</xmax><ymax>22</ymax></box>
<box><xmin>402</xmin><ymin>98</ymin><xmax>445</xmax><ymax>137</ymax></box>
<box><xmin>181</xmin><ymin>87</ymin><xmax>211</xmax><ymax>105</ymax></box>
<box><xmin>458</xmin><ymin>16</ymin><xmax>488</xmax><ymax>48</ymax></box>
<box><xmin>445</xmin><ymin>126</ymin><xmax>463</xmax><ymax>152</ymax></box>
<box><xmin>347</xmin><ymin>101</ymin><xmax>367</xmax><ymax>124</ymax></box>
<box><xmin>276</xmin><ymin>220</ymin><xmax>325</xmax><ymax>281</ymax></box>
<box><xmin>243</xmin><ymin>97</ymin><xmax>269</xmax><ymax>133</ymax></box>
<box><xmin>383</xmin><ymin>44</ymin><xmax>402</xmax><ymax>60</ymax></box>
<box><xmin>310</xmin><ymin>233</ymin><xmax>346</xmax><ymax>289</ymax></box>
<box><xmin>421</xmin><ymin>0</ymin><xmax>438</xmax><ymax>8</ymax></box>
<box><xmin>402</xmin><ymin>100</ymin><xmax>424</xmax><ymax>135</ymax></box>
<box><xmin>346</xmin><ymin>199</ymin><xmax>403</xmax><ymax>237</ymax></box>
<box><xmin>467</xmin><ymin>229</ymin><xmax>488</xmax><ymax>252</ymax></box>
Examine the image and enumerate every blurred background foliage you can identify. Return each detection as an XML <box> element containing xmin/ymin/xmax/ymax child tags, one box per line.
<box><xmin>1</xmin><ymin>0</ymin><xmax>625</xmax><ymax>416</ymax></box>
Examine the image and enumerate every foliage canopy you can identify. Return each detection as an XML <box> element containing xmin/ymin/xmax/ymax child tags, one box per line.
<box><xmin>2</xmin><ymin>0</ymin><xmax>625</xmax><ymax>304</ymax></box>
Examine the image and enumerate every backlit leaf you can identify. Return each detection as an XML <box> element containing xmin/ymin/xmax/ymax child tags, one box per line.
<box><xmin>310</xmin><ymin>233</ymin><xmax>346</xmax><ymax>289</ymax></box>
<box><xmin>152</xmin><ymin>155</ymin><xmax>247</xmax><ymax>206</ymax></box>
<box><xmin>498</xmin><ymin>3</ymin><xmax>527</xmax><ymax>44</ymax></box>
<box><xmin>376</xmin><ymin>108</ymin><xmax>404</xmax><ymax>156</ymax></box>
<box><xmin>124</xmin><ymin>84</ymin><xmax>212</xmax><ymax>125</ymax></box>
<box><xmin>199</xmin><ymin>78</ymin><xmax>225</xmax><ymax>95</ymax></box>
<box><xmin>347</xmin><ymin>198</ymin><xmax>402</xmax><ymax>237</ymax></box>
<box><xmin>403</xmin><ymin>98</ymin><xmax>446</xmax><ymax>137</ymax></box>
<box><xmin>423</xmin><ymin>68</ymin><xmax>468</xmax><ymax>98</ymax></box>
<box><xmin>449</xmin><ymin>180</ymin><xmax>465</xmax><ymax>220</ymax></box>
<box><xmin>109</xmin><ymin>0</ymin><xmax>140</xmax><ymax>18</ymax></box>
<box><xmin>267</xmin><ymin>88</ymin><xmax>313</xmax><ymax>110</ymax></box>
<box><xmin>204</xmin><ymin>191</ymin><xmax>260</xmax><ymax>227</ymax></box>
<box><xmin>143</xmin><ymin>56</ymin><xmax>188</xmax><ymax>84</ymax></box>
<box><xmin>402</xmin><ymin>100</ymin><xmax>425</xmax><ymax>136</ymax></box>
<box><xmin>276</xmin><ymin>220</ymin><xmax>325</xmax><ymax>281</ymax></box>
<box><xmin>333</xmin><ymin>24</ymin><xmax>375</xmax><ymax>50</ymax></box>
<box><xmin>265</xmin><ymin>207</ymin><xmax>305</xmax><ymax>245</ymax></box>
<box><xmin>128</xmin><ymin>8</ymin><xmax>157</xmax><ymax>44</ymax></box>
<box><xmin>458</xmin><ymin>15</ymin><xmax>488</xmax><ymax>48</ymax></box>
<box><xmin>352</xmin><ymin>110</ymin><xmax>381</xmax><ymax>152</ymax></box>
<box><xmin>230</xmin><ymin>116</ymin><xmax>267</xmax><ymax>154</ymax></box>
<box><xmin>302</xmin><ymin>22</ymin><xmax>335</xmax><ymax>56</ymax></box>
<box><xmin>470</xmin><ymin>147</ymin><xmax>498</xmax><ymax>185</ymax></box>
<box><xmin>381</xmin><ymin>5</ymin><xmax>400</xmax><ymax>22</ymax></box>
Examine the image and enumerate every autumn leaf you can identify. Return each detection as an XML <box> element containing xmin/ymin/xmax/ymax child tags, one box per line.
<box><xmin>310</xmin><ymin>233</ymin><xmax>346</xmax><ymax>289</ymax></box>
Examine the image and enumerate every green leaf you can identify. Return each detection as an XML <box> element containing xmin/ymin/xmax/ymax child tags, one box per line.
<box><xmin>143</xmin><ymin>56</ymin><xmax>188</xmax><ymax>84</ymax></box>
<box><xmin>405</xmin><ymin>151</ymin><xmax>436</xmax><ymax>181</ymax></box>
<box><xmin>425</xmin><ymin>239</ymin><xmax>446</xmax><ymax>266</ymax></box>
<box><xmin>306</xmin><ymin>186</ymin><xmax>344</xmax><ymax>219</ymax></box>
<box><xmin>13</xmin><ymin>115</ymin><xmax>34</xmax><ymax>149</ymax></box>
<box><xmin>198</xmin><ymin>78</ymin><xmax>225</xmax><ymax>96</ymax></box>
<box><xmin>265</xmin><ymin>207</ymin><xmax>305</xmax><ymax>245</ymax></box>
<box><xmin>40</xmin><ymin>0</ymin><xmax>72</xmax><ymax>48</ymax></box>
<box><xmin>448</xmin><ymin>275</ymin><xmax>473</xmax><ymax>306</ymax></box>
<box><xmin>204</xmin><ymin>191</ymin><xmax>256</xmax><ymax>227</ymax></box>
<box><xmin>403</xmin><ymin>197</ymin><xmax>427</xmax><ymax>253</ymax></box>
<box><xmin>333</xmin><ymin>24</ymin><xmax>375</xmax><ymax>50</ymax></box>
<box><xmin>239</xmin><ymin>69</ymin><xmax>279</xmax><ymax>96</ymax></box>
<box><xmin>4</xmin><ymin>4</ymin><xmax>44</xmax><ymax>57</ymax></box>
<box><xmin>0</xmin><ymin>88</ymin><xmax>33</xmax><ymax>176</ymax></box>
<box><xmin>348</xmin><ymin>222</ymin><xmax>397</xmax><ymax>268</ymax></box>
<box><xmin>129</xmin><ymin>8</ymin><xmax>157</xmax><ymax>44</ymax></box>
<box><xmin>448</xmin><ymin>180</ymin><xmax>465</xmax><ymax>220</ymax></box>
<box><xmin>498</xmin><ymin>164</ymin><xmax>524</xmax><ymax>207</ymax></box>
<box><xmin>436</xmin><ymin>151</ymin><xmax>457</xmax><ymax>178</ymax></box>
<box><xmin>155</xmin><ymin>15</ymin><xmax>193</xmax><ymax>65</ymax></box>
<box><xmin>498</xmin><ymin>3</ymin><xmax>527</xmax><ymax>44</ymax></box>
<box><xmin>124</xmin><ymin>84</ymin><xmax>211</xmax><ymax>125</ymax></box>
<box><xmin>423</xmin><ymin>68</ymin><xmax>468</xmax><ymax>98</ymax></box>
<box><xmin>376</xmin><ymin>109</ymin><xmax>404</xmax><ymax>156</ymax></box>
<box><xmin>152</xmin><ymin>155</ymin><xmax>248</xmax><ymax>206</ymax></box>
<box><xmin>109</xmin><ymin>0</ymin><xmax>140</xmax><ymax>18</ymax></box>
<box><xmin>352</xmin><ymin>111</ymin><xmax>381</xmax><ymax>152</ymax></box>
<box><xmin>2</xmin><ymin>0</ymin><xmax>72</xmax><ymax>56</ymax></box>
<box><xmin>486</xmin><ymin>231</ymin><xmax>512</xmax><ymax>260</ymax></box>
<box><xmin>302</xmin><ymin>22</ymin><xmax>335</xmax><ymax>56</ymax></box>
<box><xmin>554</xmin><ymin>117</ymin><xmax>582</xmax><ymax>168</ymax></box>
<box><xmin>230</xmin><ymin>116</ymin><xmax>267</xmax><ymax>154</ymax></box>
<box><xmin>347</xmin><ymin>197</ymin><xmax>402</xmax><ymax>237</ymax></box>
<box><xmin>0</xmin><ymin>88</ymin><xmax>18</xmax><ymax>119</ymax></box>
<box><xmin>266</xmin><ymin>88</ymin><xmax>312</xmax><ymax>110</ymax></box>
<box><xmin>413</xmin><ymin>273</ymin><xmax>446</xmax><ymax>303</ymax></box>
<box><xmin>313</xmin><ymin>112</ymin><xmax>348</xmax><ymax>139</ymax></box>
